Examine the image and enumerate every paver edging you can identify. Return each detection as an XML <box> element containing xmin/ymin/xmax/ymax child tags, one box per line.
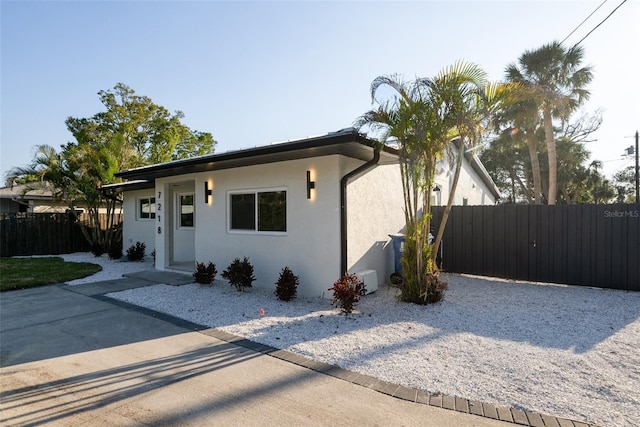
<box><xmin>202</xmin><ymin>324</ymin><xmax>600</xmax><ymax>427</ymax></box>
<box><xmin>94</xmin><ymin>291</ymin><xmax>600</xmax><ymax>427</ymax></box>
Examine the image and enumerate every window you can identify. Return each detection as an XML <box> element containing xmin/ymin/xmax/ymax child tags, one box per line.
<box><xmin>179</xmin><ymin>194</ymin><xmax>194</xmax><ymax>227</ymax></box>
<box><xmin>229</xmin><ymin>190</ymin><xmax>286</xmax><ymax>233</ymax></box>
<box><xmin>230</xmin><ymin>193</ymin><xmax>255</xmax><ymax>230</ymax></box>
<box><xmin>258</xmin><ymin>191</ymin><xmax>286</xmax><ymax>231</ymax></box>
<box><xmin>138</xmin><ymin>197</ymin><xmax>156</xmax><ymax>220</ymax></box>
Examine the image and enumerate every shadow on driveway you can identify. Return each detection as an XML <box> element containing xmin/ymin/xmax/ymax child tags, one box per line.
<box><xmin>0</xmin><ymin>284</ymin><xmax>203</xmax><ymax>367</ymax></box>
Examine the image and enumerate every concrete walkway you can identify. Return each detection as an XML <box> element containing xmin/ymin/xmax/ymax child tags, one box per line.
<box><xmin>0</xmin><ymin>274</ymin><xmax>594</xmax><ymax>426</ymax></box>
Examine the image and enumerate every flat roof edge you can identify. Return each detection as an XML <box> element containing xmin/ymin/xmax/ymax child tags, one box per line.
<box><xmin>115</xmin><ymin>130</ymin><xmax>397</xmax><ymax>181</ymax></box>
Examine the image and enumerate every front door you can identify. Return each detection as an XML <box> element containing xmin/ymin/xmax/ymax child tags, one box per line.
<box><xmin>172</xmin><ymin>188</ymin><xmax>196</xmax><ymax>269</ymax></box>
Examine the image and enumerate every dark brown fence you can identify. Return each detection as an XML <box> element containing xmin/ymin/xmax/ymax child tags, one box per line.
<box><xmin>0</xmin><ymin>212</ymin><xmax>123</xmax><ymax>257</ymax></box>
<box><xmin>431</xmin><ymin>204</ymin><xmax>640</xmax><ymax>291</ymax></box>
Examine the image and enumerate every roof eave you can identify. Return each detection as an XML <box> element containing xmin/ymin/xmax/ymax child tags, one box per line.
<box><xmin>466</xmin><ymin>152</ymin><xmax>501</xmax><ymax>200</ymax></box>
<box><xmin>115</xmin><ymin>130</ymin><xmax>398</xmax><ymax>181</ymax></box>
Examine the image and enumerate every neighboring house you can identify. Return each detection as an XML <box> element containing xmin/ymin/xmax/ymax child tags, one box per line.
<box><xmin>0</xmin><ymin>183</ymin><xmax>123</xmax><ymax>215</ymax></box>
<box><xmin>112</xmin><ymin>129</ymin><xmax>499</xmax><ymax>297</ymax></box>
<box><xmin>0</xmin><ymin>183</ymin><xmax>68</xmax><ymax>213</ymax></box>
<box><xmin>432</xmin><ymin>144</ymin><xmax>501</xmax><ymax>207</ymax></box>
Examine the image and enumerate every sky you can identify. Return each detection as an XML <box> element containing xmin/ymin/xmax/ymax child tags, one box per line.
<box><xmin>1</xmin><ymin>0</ymin><xmax>639</xmax><ymax>182</ymax></box>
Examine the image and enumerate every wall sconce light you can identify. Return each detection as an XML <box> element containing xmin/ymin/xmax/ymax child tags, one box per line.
<box><xmin>307</xmin><ymin>170</ymin><xmax>315</xmax><ymax>199</ymax></box>
<box><xmin>433</xmin><ymin>185</ymin><xmax>441</xmax><ymax>192</ymax></box>
<box><xmin>204</xmin><ymin>181</ymin><xmax>213</xmax><ymax>204</ymax></box>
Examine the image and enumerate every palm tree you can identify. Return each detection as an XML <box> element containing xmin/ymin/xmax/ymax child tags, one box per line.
<box><xmin>355</xmin><ymin>74</ymin><xmax>450</xmax><ymax>303</ymax></box>
<box><xmin>5</xmin><ymin>142</ymin><xmax>123</xmax><ymax>251</ymax></box>
<box><xmin>355</xmin><ymin>62</ymin><xmax>507</xmax><ymax>303</ymax></box>
<box><xmin>493</xmin><ymin>96</ymin><xmax>544</xmax><ymax>204</ymax></box>
<box><xmin>425</xmin><ymin>63</ymin><xmax>509</xmax><ymax>262</ymax></box>
<box><xmin>505</xmin><ymin>41</ymin><xmax>593</xmax><ymax>205</ymax></box>
<box><xmin>5</xmin><ymin>144</ymin><xmax>79</xmax><ymax>205</ymax></box>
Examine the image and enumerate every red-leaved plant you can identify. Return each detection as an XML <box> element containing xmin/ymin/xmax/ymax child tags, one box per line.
<box><xmin>275</xmin><ymin>266</ymin><xmax>299</xmax><ymax>301</ymax></box>
<box><xmin>193</xmin><ymin>261</ymin><xmax>217</xmax><ymax>284</ymax></box>
<box><xmin>329</xmin><ymin>273</ymin><xmax>366</xmax><ymax>313</ymax></box>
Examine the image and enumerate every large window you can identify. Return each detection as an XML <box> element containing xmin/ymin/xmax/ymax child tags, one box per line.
<box><xmin>179</xmin><ymin>194</ymin><xmax>194</xmax><ymax>227</ymax></box>
<box><xmin>138</xmin><ymin>197</ymin><xmax>156</xmax><ymax>220</ymax></box>
<box><xmin>229</xmin><ymin>190</ymin><xmax>286</xmax><ymax>233</ymax></box>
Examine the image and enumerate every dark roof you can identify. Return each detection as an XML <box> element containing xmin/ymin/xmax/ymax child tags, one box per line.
<box><xmin>0</xmin><ymin>183</ymin><xmax>55</xmax><ymax>200</ymax></box>
<box><xmin>115</xmin><ymin>129</ymin><xmax>398</xmax><ymax>181</ymax></box>
<box><xmin>101</xmin><ymin>180</ymin><xmax>155</xmax><ymax>192</ymax></box>
<box><xmin>466</xmin><ymin>152</ymin><xmax>501</xmax><ymax>199</ymax></box>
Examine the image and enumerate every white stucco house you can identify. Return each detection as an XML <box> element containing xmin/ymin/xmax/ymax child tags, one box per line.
<box><xmin>107</xmin><ymin>129</ymin><xmax>499</xmax><ymax>298</ymax></box>
<box><xmin>0</xmin><ymin>183</ymin><xmax>68</xmax><ymax>213</ymax></box>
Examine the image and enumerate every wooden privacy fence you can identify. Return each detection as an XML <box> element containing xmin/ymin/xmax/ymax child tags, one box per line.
<box><xmin>0</xmin><ymin>212</ymin><xmax>123</xmax><ymax>257</ymax></box>
<box><xmin>431</xmin><ymin>203</ymin><xmax>640</xmax><ymax>291</ymax></box>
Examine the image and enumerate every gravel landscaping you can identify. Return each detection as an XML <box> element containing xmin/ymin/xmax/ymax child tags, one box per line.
<box><xmin>59</xmin><ymin>253</ymin><xmax>639</xmax><ymax>426</ymax></box>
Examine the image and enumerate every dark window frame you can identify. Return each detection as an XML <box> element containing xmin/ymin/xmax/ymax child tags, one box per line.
<box><xmin>138</xmin><ymin>196</ymin><xmax>156</xmax><ymax>220</ymax></box>
<box><xmin>228</xmin><ymin>188</ymin><xmax>287</xmax><ymax>234</ymax></box>
<box><xmin>178</xmin><ymin>193</ymin><xmax>194</xmax><ymax>228</ymax></box>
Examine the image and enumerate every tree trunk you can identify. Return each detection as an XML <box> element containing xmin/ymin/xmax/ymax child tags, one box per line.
<box><xmin>543</xmin><ymin>106</ymin><xmax>557</xmax><ymax>205</ymax></box>
<box><xmin>431</xmin><ymin>141</ymin><xmax>465</xmax><ymax>263</ymax></box>
<box><xmin>511</xmin><ymin>169</ymin><xmax>532</xmax><ymax>203</ymax></box>
<box><xmin>526</xmin><ymin>128</ymin><xmax>542</xmax><ymax>204</ymax></box>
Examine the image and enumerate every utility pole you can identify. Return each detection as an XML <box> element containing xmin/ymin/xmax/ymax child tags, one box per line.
<box><xmin>590</xmin><ymin>160</ymin><xmax>600</xmax><ymax>204</ymax></box>
<box><xmin>636</xmin><ymin>131</ymin><xmax>640</xmax><ymax>203</ymax></box>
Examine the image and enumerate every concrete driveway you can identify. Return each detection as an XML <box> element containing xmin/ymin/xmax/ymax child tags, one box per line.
<box><xmin>0</xmin><ymin>280</ymin><xmax>515</xmax><ymax>426</ymax></box>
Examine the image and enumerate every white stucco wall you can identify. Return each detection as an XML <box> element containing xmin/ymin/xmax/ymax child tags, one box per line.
<box><xmin>164</xmin><ymin>156</ymin><xmax>344</xmax><ymax>298</ymax></box>
<box><xmin>140</xmin><ymin>152</ymin><xmax>483</xmax><ymax>297</ymax></box>
<box><xmin>151</xmin><ymin>177</ymin><xmax>197</xmax><ymax>268</ymax></box>
<box><xmin>433</xmin><ymin>156</ymin><xmax>496</xmax><ymax>206</ymax></box>
<box><xmin>122</xmin><ymin>189</ymin><xmax>156</xmax><ymax>254</ymax></box>
<box><xmin>345</xmin><ymin>161</ymin><xmax>405</xmax><ymax>287</ymax></box>
<box><xmin>205</xmin><ymin>156</ymin><xmax>341</xmax><ymax>297</ymax></box>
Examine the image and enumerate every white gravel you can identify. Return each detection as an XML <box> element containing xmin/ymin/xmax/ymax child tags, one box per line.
<box><xmin>57</xmin><ymin>252</ymin><xmax>155</xmax><ymax>285</ymax></box>
<box><xmin>58</xmin><ymin>253</ymin><xmax>639</xmax><ymax>426</ymax></box>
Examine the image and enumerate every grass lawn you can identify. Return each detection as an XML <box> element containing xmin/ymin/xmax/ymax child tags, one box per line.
<box><xmin>0</xmin><ymin>257</ymin><xmax>102</xmax><ymax>291</ymax></box>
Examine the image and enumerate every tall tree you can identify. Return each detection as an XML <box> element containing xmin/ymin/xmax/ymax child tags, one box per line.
<box><xmin>65</xmin><ymin>83</ymin><xmax>215</xmax><ymax>168</ymax></box>
<box><xmin>6</xmin><ymin>83</ymin><xmax>216</xmax><ymax>250</ymax></box>
<box><xmin>505</xmin><ymin>41</ymin><xmax>593</xmax><ymax>205</ymax></box>
<box><xmin>480</xmin><ymin>130</ymin><xmax>534</xmax><ymax>203</ymax></box>
<box><xmin>613</xmin><ymin>166</ymin><xmax>637</xmax><ymax>203</ymax></box>
<box><xmin>493</xmin><ymin>96</ymin><xmax>544</xmax><ymax>203</ymax></box>
<box><xmin>481</xmin><ymin>128</ymin><xmax>607</xmax><ymax>205</ymax></box>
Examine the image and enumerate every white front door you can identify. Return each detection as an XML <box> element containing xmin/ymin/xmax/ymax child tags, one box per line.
<box><xmin>173</xmin><ymin>191</ymin><xmax>196</xmax><ymax>263</ymax></box>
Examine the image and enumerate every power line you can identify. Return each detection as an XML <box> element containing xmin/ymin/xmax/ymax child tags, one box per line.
<box><xmin>611</xmin><ymin>159</ymin><xmax>633</xmax><ymax>176</ymax></box>
<box><xmin>571</xmin><ymin>0</ymin><xmax>629</xmax><ymax>49</ymax></box>
<box><xmin>561</xmin><ymin>0</ymin><xmax>609</xmax><ymax>45</ymax></box>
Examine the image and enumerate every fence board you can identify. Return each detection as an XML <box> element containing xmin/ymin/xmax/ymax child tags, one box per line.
<box><xmin>494</xmin><ymin>205</ymin><xmax>506</xmax><ymax>278</ymax></box>
<box><xmin>432</xmin><ymin>203</ymin><xmax>639</xmax><ymax>291</ymax></box>
<box><xmin>629</xmin><ymin>208</ymin><xmax>640</xmax><ymax>291</ymax></box>
<box><xmin>483</xmin><ymin>206</ymin><xmax>495</xmax><ymax>278</ymax></box>
<box><xmin>610</xmin><ymin>204</ymin><xmax>625</xmax><ymax>287</ymax></box>
<box><xmin>0</xmin><ymin>212</ymin><xmax>122</xmax><ymax>257</ymax></box>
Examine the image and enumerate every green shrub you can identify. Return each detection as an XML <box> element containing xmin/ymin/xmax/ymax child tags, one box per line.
<box><xmin>193</xmin><ymin>261</ymin><xmax>217</xmax><ymax>284</ymax></box>
<box><xmin>329</xmin><ymin>273</ymin><xmax>366</xmax><ymax>313</ymax></box>
<box><xmin>222</xmin><ymin>257</ymin><xmax>256</xmax><ymax>292</ymax></box>
<box><xmin>275</xmin><ymin>266</ymin><xmax>299</xmax><ymax>301</ymax></box>
<box><xmin>108</xmin><ymin>244</ymin><xmax>123</xmax><ymax>260</ymax></box>
<box><xmin>91</xmin><ymin>243</ymin><xmax>104</xmax><ymax>257</ymax></box>
<box><xmin>126</xmin><ymin>241</ymin><xmax>146</xmax><ymax>261</ymax></box>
